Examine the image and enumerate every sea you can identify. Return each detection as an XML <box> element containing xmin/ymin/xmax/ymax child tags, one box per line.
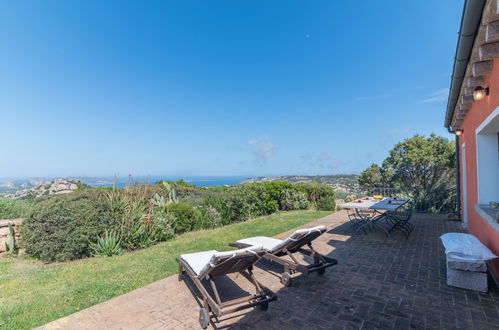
<box><xmin>80</xmin><ymin>176</ymin><xmax>248</xmax><ymax>188</ymax></box>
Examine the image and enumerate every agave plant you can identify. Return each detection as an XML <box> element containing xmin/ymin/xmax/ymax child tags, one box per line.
<box><xmin>90</xmin><ymin>230</ymin><xmax>122</xmax><ymax>257</ymax></box>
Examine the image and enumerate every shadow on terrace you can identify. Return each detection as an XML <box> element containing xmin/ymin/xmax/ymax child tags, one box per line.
<box><xmin>192</xmin><ymin>211</ymin><xmax>499</xmax><ymax>329</ymax></box>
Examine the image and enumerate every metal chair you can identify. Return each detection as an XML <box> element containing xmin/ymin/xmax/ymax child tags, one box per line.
<box><xmin>385</xmin><ymin>202</ymin><xmax>414</xmax><ymax>238</ymax></box>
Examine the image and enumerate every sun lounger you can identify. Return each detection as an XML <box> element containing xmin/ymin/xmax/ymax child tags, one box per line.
<box><xmin>230</xmin><ymin>226</ymin><xmax>337</xmax><ymax>287</ymax></box>
<box><xmin>177</xmin><ymin>246</ymin><xmax>277</xmax><ymax>329</ymax></box>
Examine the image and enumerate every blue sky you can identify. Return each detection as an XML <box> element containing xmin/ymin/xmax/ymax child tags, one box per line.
<box><xmin>0</xmin><ymin>0</ymin><xmax>463</xmax><ymax>178</ymax></box>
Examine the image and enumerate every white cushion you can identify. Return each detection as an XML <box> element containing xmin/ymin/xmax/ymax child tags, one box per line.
<box><xmin>236</xmin><ymin>225</ymin><xmax>326</xmax><ymax>253</ymax></box>
<box><xmin>180</xmin><ymin>250</ymin><xmax>218</xmax><ymax>276</ymax></box>
<box><xmin>440</xmin><ymin>233</ymin><xmax>497</xmax><ymax>261</ymax></box>
<box><xmin>292</xmin><ymin>225</ymin><xmax>326</xmax><ymax>236</ymax></box>
<box><xmin>235</xmin><ymin>236</ymin><xmax>284</xmax><ymax>251</ymax></box>
<box><xmin>213</xmin><ymin>246</ymin><xmax>262</xmax><ymax>258</ymax></box>
<box><xmin>181</xmin><ymin>246</ymin><xmax>263</xmax><ymax>278</ymax></box>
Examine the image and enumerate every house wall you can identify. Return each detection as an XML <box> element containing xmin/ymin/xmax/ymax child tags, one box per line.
<box><xmin>460</xmin><ymin>57</ymin><xmax>499</xmax><ymax>277</ymax></box>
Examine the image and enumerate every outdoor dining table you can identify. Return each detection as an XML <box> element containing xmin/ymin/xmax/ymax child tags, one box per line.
<box><xmin>340</xmin><ymin>197</ymin><xmax>410</xmax><ymax>237</ymax></box>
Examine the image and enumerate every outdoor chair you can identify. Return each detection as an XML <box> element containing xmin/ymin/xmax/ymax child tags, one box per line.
<box><xmin>230</xmin><ymin>226</ymin><xmax>337</xmax><ymax>287</ymax></box>
<box><xmin>385</xmin><ymin>202</ymin><xmax>414</xmax><ymax>238</ymax></box>
<box><xmin>347</xmin><ymin>209</ymin><xmax>370</xmax><ymax>233</ymax></box>
<box><xmin>177</xmin><ymin>246</ymin><xmax>277</xmax><ymax>329</ymax></box>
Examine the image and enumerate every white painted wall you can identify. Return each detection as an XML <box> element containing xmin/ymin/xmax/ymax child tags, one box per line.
<box><xmin>476</xmin><ymin>107</ymin><xmax>499</xmax><ymax>204</ymax></box>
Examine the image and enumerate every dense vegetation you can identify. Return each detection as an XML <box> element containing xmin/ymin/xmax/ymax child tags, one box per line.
<box><xmin>0</xmin><ymin>197</ymin><xmax>33</xmax><ymax>219</ymax></box>
<box><xmin>20</xmin><ymin>181</ymin><xmax>336</xmax><ymax>261</ymax></box>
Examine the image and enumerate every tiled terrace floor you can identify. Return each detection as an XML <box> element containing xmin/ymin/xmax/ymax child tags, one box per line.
<box><xmin>40</xmin><ymin>211</ymin><xmax>499</xmax><ymax>329</ymax></box>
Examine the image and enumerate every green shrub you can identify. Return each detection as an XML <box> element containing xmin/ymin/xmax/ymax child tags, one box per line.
<box><xmin>203</xmin><ymin>196</ymin><xmax>233</xmax><ymax>225</ymax></box>
<box><xmin>0</xmin><ymin>198</ymin><xmax>33</xmax><ymax>219</ymax></box>
<box><xmin>90</xmin><ymin>230</ymin><xmax>122</xmax><ymax>257</ymax></box>
<box><xmin>203</xmin><ymin>182</ymin><xmax>335</xmax><ymax>222</ymax></box>
<box><xmin>297</xmin><ymin>182</ymin><xmax>330</xmax><ymax>202</ymax></box>
<box><xmin>149</xmin><ymin>218</ymin><xmax>175</xmax><ymax>241</ymax></box>
<box><xmin>166</xmin><ymin>203</ymin><xmax>199</xmax><ymax>233</ymax></box>
<box><xmin>22</xmin><ymin>192</ymin><xmax>113</xmax><ymax>262</ymax></box>
<box><xmin>202</xmin><ymin>206</ymin><xmax>223</xmax><ymax>228</ymax></box>
<box><xmin>228</xmin><ymin>183</ymin><xmax>279</xmax><ymax>220</ymax></box>
<box><xmin>260</xmin><ymin>181</ymin><xmax>293</xmax><ymax>208</ymax></box>
<box><xmin>297</xmin><ymin>182</ymin><xmax>336</xmax><ymax>209</ymax></box>
<box><xmin>280</xmin><ymin>189</ymin><xmax>310</xmax><ymax>210</ymax></box>
<box><xmin>316</xmin><ymin>195</ymin><xmax>337</xmax><ymax>211</ymax></box>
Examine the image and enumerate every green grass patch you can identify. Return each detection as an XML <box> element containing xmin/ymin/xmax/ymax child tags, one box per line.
<box><xmin>0</xmin><ymin>210</ymin><xmax>330</xmax><ymax>329</ymax></box>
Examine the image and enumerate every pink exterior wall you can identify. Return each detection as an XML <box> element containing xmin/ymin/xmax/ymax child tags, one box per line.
<box><xmin>459</xmin><ymin>58</ymin><xmax>499</xmax><ymax>277</ymax></box>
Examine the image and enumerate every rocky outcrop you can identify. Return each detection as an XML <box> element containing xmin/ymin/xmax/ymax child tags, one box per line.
<box><xmin>5</xmin><ymin>179</ymin><xmax>83</xmax><ymax>199</ymax></box>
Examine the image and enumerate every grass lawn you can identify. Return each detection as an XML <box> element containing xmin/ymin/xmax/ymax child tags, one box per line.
<box><xmin>0</xmin><ymin>210</ymin><xmax>331</xmax><ymax>329</ymax></box>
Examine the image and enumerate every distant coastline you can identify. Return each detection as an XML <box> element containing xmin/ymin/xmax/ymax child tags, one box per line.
<box><xmin>0</xmin><ymin>174</ymin><xmax>359</xmax><ymax>195</ymax></box>
<box><xmin>242</xmin><ymin>174</ymin><xmax>358</xmax><ymax>185</ymax></box>
<box><xmin>0</xmin><ymin>176</ymin><xmax>247</xmax><ymax>192</ymax></box>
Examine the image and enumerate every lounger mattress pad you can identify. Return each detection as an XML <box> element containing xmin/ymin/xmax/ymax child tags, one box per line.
<box><xmin>235</xmin><ymin>225</ymin><xmax>326</xmax><ymax>253</ymax></box>
<box><xmin>180</xmin><ymin>246</ymin><xmax>263</xmax><ymax>278</ymax></box>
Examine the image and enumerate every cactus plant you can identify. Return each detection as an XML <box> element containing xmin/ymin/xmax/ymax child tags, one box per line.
<box><xmin>170</xmin><ymin>186</ymin><xmax>178</xmax><ymax>204</ymax></box>
<box><xmin>161</xmin><ymin>182</ymin><xmax>178</xmax><ymax>204</ymax></box>
<box><xmin>151</xmin><ymin>182</ymin><xmax>179</xmax><ymax>211</ymax></box>
<box><xmin>6</xmin><ymin>222</ymin><xmax>16</xmax><ymax>254</ymax></box>
<box><xmin>152</xmin><ymin>193</ymin><xmax>168</xmax><ymax>208</ymax></box>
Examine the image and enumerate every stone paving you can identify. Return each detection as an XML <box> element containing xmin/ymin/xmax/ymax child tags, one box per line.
<box><xmin>39</xmin><ymin>211</ymin><xmax>499</xmax><ymax>329</ymax></box>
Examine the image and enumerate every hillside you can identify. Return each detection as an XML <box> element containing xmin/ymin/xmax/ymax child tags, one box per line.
<box><xmin>242</xmin><ymin>174</ymin><xmax>359</xmax><ymax>191</ymax></box>
<box><xmin>0</xmin><ymin>180</ymin><xmax>51</xmax><ymax>194</ymax></box>
<box><xmin>4</xmin><ymin>179</ymin><xmax>87</xmax><ymax>199</ymax></box>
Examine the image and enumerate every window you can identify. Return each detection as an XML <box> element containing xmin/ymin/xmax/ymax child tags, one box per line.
<box><xmin>476</xmin><ymin>107</ymin><xmax>499</xmax><ymax>205</ymax></box>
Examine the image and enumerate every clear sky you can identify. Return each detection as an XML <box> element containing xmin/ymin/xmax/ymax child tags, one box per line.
<box><xmin>0</xmin><ymin>0</ymin><xmax>463</xmax><ymax>178</ymax></box>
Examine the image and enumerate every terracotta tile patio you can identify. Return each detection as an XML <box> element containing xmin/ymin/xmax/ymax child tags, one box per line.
<box><xmin>39</xmin><ymin>211</ymin><xmax>499</xmax><ymax>329</ymax></box>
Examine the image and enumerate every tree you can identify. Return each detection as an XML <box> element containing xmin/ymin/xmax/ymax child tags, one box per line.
<box><xmin>358</xmin><ymin>163</ymin><xmax>385</xmax><ymax>187</ymax></box>
<box><xmin>382</xmin><ymin>134</ymin><xmax>455</xmax><ymax>191</ymax></box>
<box><xmin>359</xmin><ymin>134</ymin><xmax>456</xmax><ymax>210</ymax></box>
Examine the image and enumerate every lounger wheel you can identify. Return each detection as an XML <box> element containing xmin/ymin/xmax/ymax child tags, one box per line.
<box><xmin>199</xmin><ymin>307</ymin><xmax>209</xmax><ymax>329</ymax></box>
<box><xmin>281</xmin><ymin>272</ymin><xmax>292</xmax><ymax>287</ymax></box>
<box><xmin>260</xmin><ymin>302</ymin><xmax>269</xmax><ymax>311</ymax></box>
<box><xmin>317</xmin><ymin>267</ymin><xmax>326</xmax><ymax>275</ymax></box>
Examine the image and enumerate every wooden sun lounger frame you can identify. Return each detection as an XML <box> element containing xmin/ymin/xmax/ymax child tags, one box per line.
<box><xmin>230</xmin><ymin>229</ymin><xmax>337</xmax><ymax>287</ymax></box>
<box><xmin>176</xmin><ymin>251</ymin><xmax>277</xmax><ymax>328</ymax></box>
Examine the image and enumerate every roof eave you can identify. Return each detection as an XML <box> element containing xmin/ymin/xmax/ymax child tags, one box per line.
<box><xmin>445</xmin><ymin>0</ymin><xmax>486</xmax><ymax>130</ymax></box>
